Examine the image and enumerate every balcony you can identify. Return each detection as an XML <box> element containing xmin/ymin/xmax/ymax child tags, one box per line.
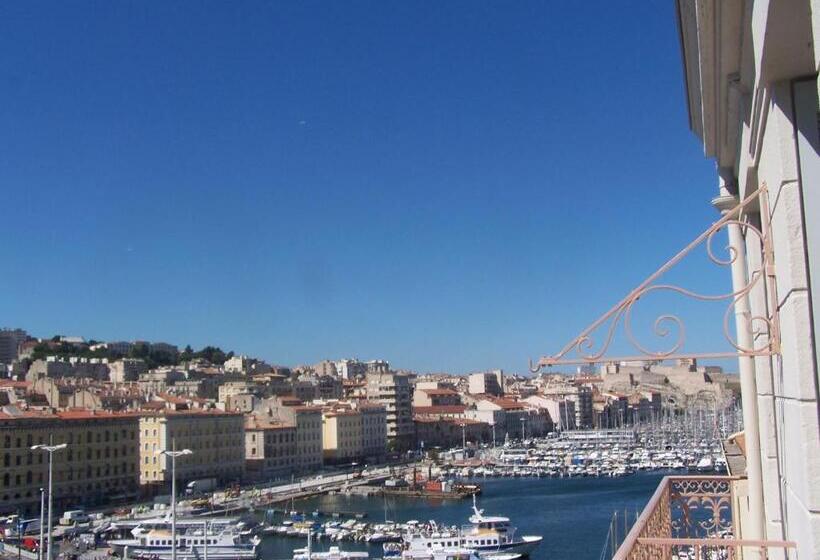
<box><xmin>613</xmin><ymin>476</ymin><xmax>796</xmax><ymax>559</ymax></box>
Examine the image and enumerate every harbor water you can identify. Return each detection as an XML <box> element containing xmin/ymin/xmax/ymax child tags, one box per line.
<box><xmin>257</xmin><ymin>471</ymin><xmax>669</xmax><ymax>560</ymax></box>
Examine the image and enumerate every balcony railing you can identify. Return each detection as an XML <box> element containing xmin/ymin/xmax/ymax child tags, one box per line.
<box><xmin>613</xmin><ymin>476</ymin><xmax>797</xmax><ymax>560</ymax></box>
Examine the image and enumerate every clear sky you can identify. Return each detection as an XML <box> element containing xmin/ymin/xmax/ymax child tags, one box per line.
<box><xmin>1</xmin><ymin>1</ymin><xmax>733</xmax><ymax>374</ymax></box>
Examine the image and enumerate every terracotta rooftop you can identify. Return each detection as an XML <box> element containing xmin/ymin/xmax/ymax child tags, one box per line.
<box><xmin>413</xmin><ymin>405</ymin><xmax>467</xmax><ymax>415</ymax></box>
<box><xmin>482</xmin><ymin>397</ymin><xmax>526</xmax><ymax>410</ymax></box>
<box><xmin>140</xmin><ymin>408</ymin><xmax>242</xmax><ymax>417</ymax></box>
<box><xmin>0</xmin><ymin>408</ymin><xmax>139</xmax><ymax>421</ymax></box>
<box><xmin>245</xmin><ymin>417</ymin><xmax>294</xmax><ymax>430</ymax></box>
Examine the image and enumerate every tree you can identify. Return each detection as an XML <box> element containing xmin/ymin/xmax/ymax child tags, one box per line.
<box><xmin>179</xmin><ymin>345</ymin><xmax>194</xmax><ymax>362</ymax></box>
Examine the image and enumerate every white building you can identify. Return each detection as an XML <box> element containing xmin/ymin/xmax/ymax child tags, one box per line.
<box><xmin>364</xmin><ymin>371</ymin><xmax>414</xmax><ymax>448</ymax></box>
<box><xmin>467</xmin><ymin>370</ymin><xmax>504</xmax><ymax>396</ymax></box>
<box><xmin>619</xmin><ymin>2</ymin><xmax>820</xmax><ymax>557</ymax></box>
<box><xmin>334</xmin><ymin>359</ymin><xmax>367</xmax><ymax>380</ymax></box>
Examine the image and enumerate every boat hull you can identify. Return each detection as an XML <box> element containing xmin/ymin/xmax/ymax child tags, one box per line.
<box><xmin>110</xmin><ymin>542</ymin><xmax>257</xmax><ymax>560</ymax></box>
<box><xmin>475</xmin><ymin>536</ymin><xmax>542</xmax><ymax>557</ymax></box>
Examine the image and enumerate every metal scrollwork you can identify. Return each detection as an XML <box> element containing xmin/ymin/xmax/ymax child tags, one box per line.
<box><xmin>531</xmin><ymin>184</ymin><xmax>780</xmax><ymax>371</ymax></box>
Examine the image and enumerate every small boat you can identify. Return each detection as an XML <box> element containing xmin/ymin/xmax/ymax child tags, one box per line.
<box><xmin>292</xmin><ymin>532</ymin><xmax>368</xmax><ymax>560</ymax></box>
<box><xmin>696</xmin><ymin>456</ymin><xmax>714</xmax><ymax>472</ymax></box>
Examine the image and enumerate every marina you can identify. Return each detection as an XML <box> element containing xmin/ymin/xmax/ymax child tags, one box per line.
<box><xmin>0</xmin><ymin>409</ymin><xmax>739</xmax><ymax>560</ymax></box>
<box><xmin>255</xmin><ymin>473</ymin><xmax>667</xmax><ymax>560</ymax></box>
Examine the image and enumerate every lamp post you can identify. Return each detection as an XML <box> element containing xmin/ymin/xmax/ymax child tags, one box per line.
<box><xmin>519</xmin><ymin>417</ymin><xmax>526</xmax><ymax>442</ymax></box>
<box><xmin>159</xmin><ymin>440</ymin><xmax>193</xmax><ymax>560</ymax></box>
<box><xmin>31</xmin><ymin>438</ymin><xmax>67</xmax><ymax>560</ymax></box>
<box><xmin>38</xmin><ymin>488</ymin><xmax>44</xmax><ymax>560</ymax></box>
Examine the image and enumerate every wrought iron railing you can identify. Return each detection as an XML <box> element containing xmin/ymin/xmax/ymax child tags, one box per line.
<box><xmin>612</xmin><ymin>475</ymin><xmax>797</xmax><ymax>559</ymax></box>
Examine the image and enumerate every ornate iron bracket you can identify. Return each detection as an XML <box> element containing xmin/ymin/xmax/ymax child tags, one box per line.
<box><xmin>530</xmin><ymin>184</ymin><xmax>780</xmax><ymax>371</ymax></box>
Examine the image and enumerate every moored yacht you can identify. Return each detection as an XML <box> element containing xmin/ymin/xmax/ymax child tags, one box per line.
<box><xmin>108</xmin><ymin>515</ymin><xmax>258</xmax><ymax>560</ymax></box>
<box><xmin>402</xmin><ymin>533</ymin><xmax>522</xmax><ymax>560</ymax></box>
<box><xmin>402</xmin><ymin>497</ymin><xmax>541</xmax><ymax>557</ymax></box>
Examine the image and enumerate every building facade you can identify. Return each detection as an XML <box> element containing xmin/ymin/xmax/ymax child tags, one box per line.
<box><xmin>0</xmin><ymin>408</ymin><xmax>140</xmax><ymax>515</ymax></box>
<box><xmin>244</xmin><ymin>417</ymin><xmax>297</xmax><ymax>481</ymax></box>
<box><xmin>365</xmin><ymin>371</ymin><xmax>414</xmax><ymax>448</ymax></box>
<box><xmin>321</xmin><ymin>406</ymin><xmax>363</xmax><ymax>464</ymax></box>
<box><xmin>675</xmin><ymin>0</ymin><xmax>819</xmax><ymax>556</ymax></box>
<box><xmin>467</xmin><ymin>371</ymin><xmax>504</xmax><ymax>396</ymax></box>
<box><xmin>139</xmin><ymin>410</ymin><xmax>245</xmax><ymax>487</ymax></box>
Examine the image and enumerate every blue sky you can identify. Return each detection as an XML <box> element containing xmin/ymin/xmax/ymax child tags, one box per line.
<box><xmin>0</xmin><ymin>1</ymin><xmax>732</xmax><ymax>374</ymax></box>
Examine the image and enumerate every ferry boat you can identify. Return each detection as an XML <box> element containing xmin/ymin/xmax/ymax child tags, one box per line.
<box><xmin>402</xmin><ymin>534</ymin><xmax>522</xmax><ymax>560</ymax></box>
<box><xmin>402</xmin><ymin>498</ymin><xmax>542</xmax><ymax>557</ymax></box>
<box><xmin>108</xmin><ymin>515</ymin><xmax>259</xmax><ymax>560</ymax></box>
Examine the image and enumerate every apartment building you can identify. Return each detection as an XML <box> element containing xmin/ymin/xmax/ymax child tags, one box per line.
<box><xmin>467</xmin><ymin>371</ymin><xmax>504</xmax><ymax>396</ymax></box>
<box><xmin>358</xmin><ymin>402</ymin><xmax>387</xmax><ymax>461</ymax></box>
<box><xmin>334</xmin><ymin>359</ymin><xmax>367</xmax><ymax>380</ymax></box>
<box><xmin>414</xmin><ymin>417</ymin><xmax>491</xmax><ymax>449</ymax></box>
<box><xmin>244</xmin><ymin>416</ymin><xmax>297</xmax><ymax>480</ymax></box>
<box><xmin>413</xmin><ymin>387</ymin><xmax>461</xmax><ymax>407</ymax></box>
<box><xmin>322</xmin><ymin>405</ymin><xmax>362</xmax><ymax>464</ymax></box>
<box><xmin>523</xmin><ymin>394</ymin><xmax>576</xmax><ymax>430</ymax></box>
<box><xmin>218</xmin><ymin>381</ymin><xmax>256</xmax><ymax>403</ymax></box>
<box><xmin>109</xmin><ymin>359</ymin><xmax>147</xmax><ymax>383</ymax></box>
<box><xmin>542</xmin><ymin>384</ymin><xmax>593</xmax><ymax>428</ymax></box>
<box><xmin>275</xmin><ymin>404</ymin><xmax>323</xmax><ymax>472</ymax></box>
<box><xmin>364</xmin><ymin>371</ymin><xmax>413</xmax><ymax>448</ymax></box>
<box><xmin>139</xmin><ymin>410</ymin><xmax>245</xmax><ymax>487</ymax></box>
<box><xmin>0</xmin><ymin>407</ymin><xmax>140</xmax><ymax>515</ymax></box>
<box><xmin>250</xmin><ymin>396</ymin><xmax>324</xmax><ymax>472</ymax></box>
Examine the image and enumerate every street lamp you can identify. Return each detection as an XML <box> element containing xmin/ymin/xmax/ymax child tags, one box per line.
<box><xmin>38</xmin><ymin>488</ymin><xmax>44</xmax><ymax>560</ymax></box>
<box><xmin>159</xmin><ymin>440</ymin><xmax>193</xmax><ymax>560</ymax></box>
<box><xmin>31</xmin><ymin>438</ymin><xmax>67</xmax><ymax>560</ymax></box>
<box><xmin>520</xmin><ymin>417</ymin><xmax>526</xmax><ymax>442</ymax></box>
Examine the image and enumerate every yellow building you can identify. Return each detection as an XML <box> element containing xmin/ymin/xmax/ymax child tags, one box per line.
<box><xmin>321</xmin><ymin>401</ymin><xmax>386</xmax><ymax>464</ymax></box>
<box><xmin>290</xmin><ymin>406</ymin><xmax>324</xmax><ymax>472</ymax></box>
<box><xmin>322</xmin><ymin>406</ymin><xmax>362</xmax><ymax>463</ymax></box>
<box><xmin>0</xmin><ymin>407</ymin><xmax>140</xmax><ymax>515</ymax></box>
<box><xmin>139</xmin><ymin>409</ymin><xmax>245</xmax><ymax>487</ymax></box>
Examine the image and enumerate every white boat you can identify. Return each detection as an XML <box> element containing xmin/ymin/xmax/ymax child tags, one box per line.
<box><xmin>292</xmin><ymin>532</ymin><xmax>368</xmax><ymax>560</ymax></box>
<box><xmin>108</xmin><ymin>515</ymin><xmax>258</xmax><ymax>560</ymax></box>
<box><xmin>292</xmin><ymin>545</ymin><xmax>368</xmax><ymax>560</ymax></box>
<box><xmin>402</xmin><ymin>497</ymin><xmax>542</xmax><ymax>557</ymax></box>
<box><xmin>402</xmin><ymin>534</ymin><xmax>521</xmax><ymax>560</ymax></box>
<box><xmin>696</xmin><ymin>457</ymin><xmax>714</xmax><ymax>472</ymax></box>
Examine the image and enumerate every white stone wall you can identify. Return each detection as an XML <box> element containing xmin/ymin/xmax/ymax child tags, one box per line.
<box><xmin>738</xmin><ymin>80</ymin><xmax>820</xmax><ymax>556</ymax></box>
